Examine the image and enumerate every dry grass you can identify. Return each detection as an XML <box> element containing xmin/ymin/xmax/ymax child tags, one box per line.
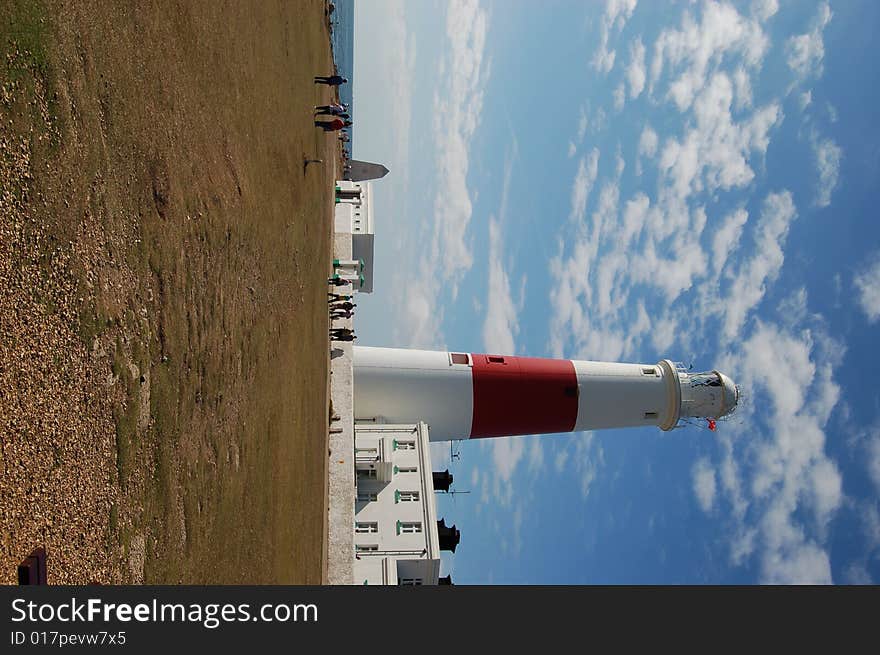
<box><xmin>0</xmin><ymin>0</ymin><xmax>336</xmax><ymax>584</ymax></box>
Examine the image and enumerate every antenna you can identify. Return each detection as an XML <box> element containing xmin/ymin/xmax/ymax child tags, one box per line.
<box><xmin>450</xmin><ymin>442</ymin><xmax>462</xmax><ymax>461</ymax></box>
<box><xmin>445</xmin><ymin>490</ymin><xmax>471</xmax><ymax>505</ymax></box>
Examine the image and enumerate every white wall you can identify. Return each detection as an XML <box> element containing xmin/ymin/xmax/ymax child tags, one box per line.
<box><xmin>352</xmin><ymin>422</ymin><xmax>442</xmax><ymax>585</ymax></box>
<box><xmin>334</xmin><ymin>181</ymin><xmax>375</xmax><ymax>293</ymax></box>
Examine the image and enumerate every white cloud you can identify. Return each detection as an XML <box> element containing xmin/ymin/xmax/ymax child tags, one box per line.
<box><xmin>613</xmin><ymin>83</ymin><xmax>625</xmax><ymax>111</ymax></box>
<box><xmin>549</xmin><ymin>69</ymin><xmax>784</xmax><ymax>362</ymax></box>
<box><xmin>638</xmin><ymin>125</ymin><xmax>658</xmax><ymax>158</ymax></box>
<box><xmin>554</xmin><ymin>449</ymin><xmax>567</xmax><ymax>474</ymax></box>
<box><xmin>730</xmin><ymin>528</ymin><xmax>757</xmax><ymax>565</ymax></box>
<box><xmin>592</xmin><ymin>0</ymin><xmax>638</xmax><ymax>74</ymax></box>
<box><xmin>760</xmin><ymin>530</ymin><xmax>833</xmax><ymax>585</ymax></box>
<box><xmin>569</xmin><ymin>149</ymin><xmax>600</xmax><ymax>223</ymax></box>
<box><xmin>844</xmin><ymin>563</ymin><xmax>874</xmax><ymax>585</ymax></box>
<box><xmin>711</xmin><ymin>208</ymin><xmax>748</xmax><ymax>276</ymax></box>
<box><xmin>719</xmin><ymin>320</ymin><xmax>844</xmax><ymax>583</ymax></box>
<box><xmin>482</xmin><ymin>217</ymin><xmax>520</xmax><ymax>355</ymax></box>
<box><xmin>825</xmin><ymin>102</ymin><xmax>839</xmax><ymax>123</ymax></box>
<box><xmin>384</xmin><ymin>2</ymin><xmax>417</xmax><ymax>177</ymax></box>
<box><xmin>776</xmin><ymin>287</ymin><xmax>809</xmax><ymax>329</ymax></box>
<box><xmin>799</xmin><ymin>90</ymin><xmax>812</xmax><ymax>110</ymax></box>
<box><xmin>577</xmin><ymin>105</ymin><xmax>589</xmax><ymax>142</ymax></box>
<box><xmin>491</xmin><ymin>436</ymin><xmax>526</xmax><ymax>484</ymax></box>
<box><xmin>650</xmin><ymin>1</ymin><xmax>769</xmax><ymax>111</ymax></box>
<box><xmin>528</xmin><ymin>438</ymin><xmax>545</xmax><ymax>475</ymax></box>
<box><xmin>621</xmin><ymin>192</ymin><xmax>650</xmax><ymax>246</ymax></box>
<box><xmin>721</xmin><ymin>191</ymin><xmax>797</xmax><ymax>340</ymax></box>
<box><xmin>545</xmin><ymin>0</ymin><xmax>850</xmax><ymax>585</ymax></box>
<box><xmin>390</xmin><ymin>0</ymin><xmax>491</xmax><ymax>348</ymax></box>
<box><xmin>567</xmin><ymin>141</ymin><xmax>577</xmax><ymax>158</ymax></box>
<box><xmin>626</xmin><ymin>37</ymin><xmax>646</xmax><ymax>99</ymax></box>
<box><xmin>752</xmin><ymin>0</ymin><xmax>779</xmax><ymax>22</ymax></box>
<box><xmin>693</xmin><ymin>458</ymin><xmax>717</xmax><ymax>512</ymax></box>
<box><xmin>571</xmin><ymin>433</ymin><xmax>603</xmax><ymax>499</ymax></box>
<box><xmin>862</xmin><ymin>501</ymin><xmax>880</xmax><ymax>551</ymax></box>
<box><xmin>786</xmin><ymin>2</ymin><xmax>832</xmax><ymax>80</ymax></box>
<box><xmin>718</xmin><ymin>435</ymin><xmax>749</xmax><ymax>521</ymax></box>
<box><xmin>593</xmin><ymin>106</ymin><xmax>608</xmax><ymax>134</ymax></box>
<box><xmin>732</xmin><ymin>67</ymin><xmax>752</xmax><ymax>110</ymax></box>
<box><xmin>549</xmin><ymin>180</ymin><xmax>636</xmax><ymax>361</ymax></box>
<box><xmin>811</xmin><ymin>133</ymin><xmax>841</xmax><ymax>207</ymax></box>
<box><xmin>854</xmin><ymin>255</ymin><xmax>880</xmax><ymax>323</ymax></box>
<box><xmin>429</xmin><ymin>0</ymin><xmax>490</xmax><ymax>289</ymax></box>
<box><xmin>657</xmin><ymin>73</ymin><xmax>782</xmax><ymax>203</ymax></box>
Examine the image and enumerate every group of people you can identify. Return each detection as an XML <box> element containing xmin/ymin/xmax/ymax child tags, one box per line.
<box><xmin>327</xmin><ymin>291</ymin><xmax>357</xmax><ymax>342</ymax></box>
<box><xmin>314</xmin><ymin>102</ymin><xmax>352</xmax><ymax>135</ymax></box>
<box><xmin>314</xmin><ymin>75</ymin><xmax>352</xmax><ymax>135</ymax></box>
<box><xmin>317</xmin><ymin>70</ymin><xmax>356</xmax><ymax>342</ymax></box>
<box><xmin>314</xmin><ymin>72</ymin><xmax>352</xmax><ymax>162</ymax></box>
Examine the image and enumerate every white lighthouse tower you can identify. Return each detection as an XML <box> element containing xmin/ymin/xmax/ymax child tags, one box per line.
<box><xmin>353</xmin><ymin>347</ymin><xmax>738</xmax><ymax>440</ymax></box>
<box><xmin>346</xmin><ymin>346</ymin><xmax>738</xmax><ymax>585</ymax></box>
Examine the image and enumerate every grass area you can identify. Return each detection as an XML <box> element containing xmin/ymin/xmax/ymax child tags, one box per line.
<box><xmin>0</xmin><ymin>0</ymin><xmax>334</xmax><ymax>583</ymax></box>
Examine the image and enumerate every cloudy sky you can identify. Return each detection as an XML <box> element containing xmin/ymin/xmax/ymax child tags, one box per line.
<box><xmin>352</xmin><ymin>0</ymin><xmax>880</xmax><ymax>584</ymax></box>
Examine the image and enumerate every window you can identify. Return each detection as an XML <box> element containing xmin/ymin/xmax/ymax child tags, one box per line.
<box><xmin>399</xmin><ymin>578</ymin><xmax>423</xmax><ymax>586</ymax></box>
<box><xmin>355</xmin><ymin>522</ymin><xmax>378</xmax><ymax>534</ymax></box>
<box><xmin>396</xmin><ymin>440</ymin><xmax>415</xmax><ymax>450</ymax></box>
<box><xmin>357</xmin><ymin>469</ymin><xmax>377</xmax><ymax>479</ymax></box>
<box><xmin>356</xmin><ymin>544</ymin><xmax>378</xmax><ymax>552</ymax></box>
<box><xmin>642</xmin><ymin>367</ymin><xmax>657</xmax><ymax>375</ymax></box>
<box><xmin>644</xmin><ymin>412</ymin><xmax>658</xmax><ymax>419</ymax></box>
<box><xmin>355</xmin><ymin>447</ymin><xmax>378</xmax><ymax>462</ymax></box>
<box><xmin>450</xmin><ymin>352</ymin><xmax>470</xmax><ymax>365</ymax></box>
<box><xmin>395</xmin><ymin>466</ymin><xmax>417</xmax><ymax>474</ymax></box>
<box><xmin>398</xmin><ymin>521</ymin><xmax>422</xmax><ymax>534</ymax></box>
<box><xmin>357</xmin><ymin>492</ymin><xmax>377</xmax><ymax>502</ymax></box>
<box><xmin>398</xmin><ymin>491</ymin><xmax>420</xmax><ymax>503</ymax></box>
<box><xmin>488</xmin><ymin>356</ymin><xmax>505</xmax><ymax>364</ymax></box>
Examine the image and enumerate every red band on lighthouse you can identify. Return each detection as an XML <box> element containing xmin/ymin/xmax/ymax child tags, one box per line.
<box><xmin>469</xmin><ymin>354</ymin><xmax>578</xmax><ymax>438</ymax></box>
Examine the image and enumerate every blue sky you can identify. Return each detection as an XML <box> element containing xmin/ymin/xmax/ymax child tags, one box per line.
<box><xmin>352</xmin><ymin>0</ymin><xmax>880</xmax><ymax>584</ymax></box>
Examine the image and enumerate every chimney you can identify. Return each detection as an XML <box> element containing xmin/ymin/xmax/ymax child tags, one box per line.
<box><xmin>433</xmin><ymin>469</ymin><xmax>454</xmax><ymax>493</ymax></box>
<box><xmin>437</xmin><ymin>518</ymin><xmax>460</xmax><ymax>552</ymax></box>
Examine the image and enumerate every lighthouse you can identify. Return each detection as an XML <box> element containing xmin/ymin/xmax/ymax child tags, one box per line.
<box><xmin>353</xmin><ymin>347</ymin><xmax>738</xmax><ymax>441</ymax></box>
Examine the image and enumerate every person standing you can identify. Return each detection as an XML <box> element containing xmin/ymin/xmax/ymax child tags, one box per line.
<box><xmin>315</xmin><ymin>118</ymin><xmax>352</xmax><ymax>132</ymax></box>
<box><xmin>314</xmin><ymin>103</ymin><xmax>348</xmax><ymax>116</ymax></box>
<box><xmin>314</xmin><ymin>74</ymin><xmax>348</xmax><ymax>86</ymax></box>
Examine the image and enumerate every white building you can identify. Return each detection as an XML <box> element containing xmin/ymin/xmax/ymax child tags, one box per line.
<box><xmin>334</xmin><ymin>180</ymin><xmax>374</xmax><ymax>293</ymax></box>
<box><xmin>352</xmin><ymin>422</ymin><xmax>458</xmax><ymax>585</ymax></box>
